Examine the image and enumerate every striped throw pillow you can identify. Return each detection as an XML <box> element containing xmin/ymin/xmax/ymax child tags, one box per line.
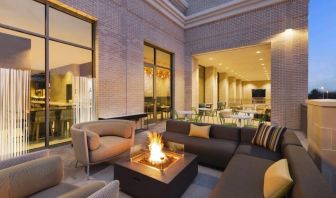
<box><xmin>251</xmin><ymin>123</ymin><xmax>287</xmax><ymax>152</ymax></box>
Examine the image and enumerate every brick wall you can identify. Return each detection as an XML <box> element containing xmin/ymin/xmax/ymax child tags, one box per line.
<box><xmin>57</xmin><ymin>0</ymin><xmax>185</xmax><ymax>118</ymax></box>
<box><xmin>185</xmin><ymin>0</ymin><xmax>308</xmax><ymax>129</ymax></box>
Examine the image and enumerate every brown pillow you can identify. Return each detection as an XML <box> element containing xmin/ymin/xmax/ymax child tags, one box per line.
<box><xmin>189</xmin><ymin>124</ymin><xmax>211</xmax><ymax>139</ymax></box>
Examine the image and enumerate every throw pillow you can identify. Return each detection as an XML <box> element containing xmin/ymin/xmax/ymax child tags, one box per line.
<box><xmin>252</xmin><ymin>123</ymin><xmax>287</xmax><ymax>152</ymax></box>
<box><xmin>189</xmin><ymin>124</ymin><xmax>211</xmax><ymax>139</ymax></box>
<box><xmin>264</xmin><ymin>159</ymin><xmax>293</xmax><ymax>198</ymax></box>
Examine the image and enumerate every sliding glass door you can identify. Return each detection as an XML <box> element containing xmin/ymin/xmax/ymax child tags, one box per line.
<box><xmin>144</xmin><ymin>44</ymin><xmax>172</xmax><ymax>123</ymax></box>
<box><xmin>0</xmin><ymin>0</ymin><xmax>95</xmax><ymax>154</ymax></box>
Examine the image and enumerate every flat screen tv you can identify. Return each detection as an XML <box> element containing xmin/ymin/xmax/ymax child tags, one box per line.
<box><xmin>252</xmin><ymin>89</ymin><xmax>266</xmax><ymax>97</ymax></box>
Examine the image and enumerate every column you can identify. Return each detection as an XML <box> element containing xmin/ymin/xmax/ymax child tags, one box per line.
<box><xmin>228</xmin><ymin>77</ymin><xmax>236</xmax><ymax>105</ymax></box>
<box><xmin>205</xmin><ymin>67</ymin><xmax>218</xmax><ymax>108</ymax></box>
<box><xmin>218</xmin><ymin>73</ymin><xmax>229</xmax><ymax>106</ymax></box>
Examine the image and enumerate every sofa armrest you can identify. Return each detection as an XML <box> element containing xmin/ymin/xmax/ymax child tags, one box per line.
<box><xmin>59</xmin><ymin>181</ymin><xmax>106</xmax><ymax>198</ymax></box>
<box><xmin>0</xmin><ymin>149</ymin><xmax>50</xmax><ymax>170</ymax></box>
<box><xmin>88</xmin><ymin>180</ymin><xmax>120</xmax><ymax>198</ymax></box>
<box><xmin>71</xmin><ymin>127</ymin><xmax>90</xmax><ymax>166</ymax></box>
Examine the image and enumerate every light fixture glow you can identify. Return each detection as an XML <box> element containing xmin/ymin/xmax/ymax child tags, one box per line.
<box><xmin>256</xmin><ymin>51</ymin><xmax>261</xmax><ymax>54</ymax></box>
<box><xmin>219</xmin><ymin>63</ymin><xmax>222</xmax><ymax>66</ymax></box>
<box><xmin>284</xmin><ymin>28</ymin><xmax>294</xmax><ymax>34</ymax></box>
<box><xmin>209</xmin><ymin>57</ymin><xmax>214</xmax><ymax>61</ymax></box>
<box><xmin>259</xmin><ymin>58</ymin><xmax>263</xmax><ymax>61</ymax></box>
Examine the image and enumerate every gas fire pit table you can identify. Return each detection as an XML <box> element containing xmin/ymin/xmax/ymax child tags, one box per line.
<box><xmin>114</xmin><ymin>152</ymin><xmax>198</xmax><ymax>198</ymax></box>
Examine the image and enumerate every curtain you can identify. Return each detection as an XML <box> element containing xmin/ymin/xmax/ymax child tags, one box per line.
<box><xmin>73</xmin><ymin>76</ymin><xmax>95</xmax><ymax>124</ymax></box>
<box><xmin>0</xmin><ymin>68</ymin><xmax>30</xmax><ymax>160</ymax></box>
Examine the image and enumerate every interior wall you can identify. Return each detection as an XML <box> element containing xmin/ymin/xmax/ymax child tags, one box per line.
<box><xmin>242</xmin><ymin>80</ymin><xmax>271</xmax><ymax>104</ymax></box>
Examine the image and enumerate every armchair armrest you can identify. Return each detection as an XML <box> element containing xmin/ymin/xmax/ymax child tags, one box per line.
<box><xmin>71</xmin><ymin>127</ymin><xmax>90</xmax><ymax>166</ymax></box>
<box><xmin>88</xmin><ymin>180</ymin><xmax>120</xmax><ymax>198</ymax></box>
<box><xmin>0</xmin><ymin>149</ymin><xmax>50</xmax><ymax>170</ymax></box>
<box><xmin>59</xmin><ymin>181</ymin><xmax>106</xmax><ymax>198</ymax></box>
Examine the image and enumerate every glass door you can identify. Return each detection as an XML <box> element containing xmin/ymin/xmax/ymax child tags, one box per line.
<box><xmin>144</xmin><ymin>45</ymin><xmax>172</xmax><ymax>123</ymax></box>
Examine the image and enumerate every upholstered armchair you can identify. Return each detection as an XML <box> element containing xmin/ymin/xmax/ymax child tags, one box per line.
<box><xmin>71</xmin><ymin>119</ymin><xmax>136</xmax><ymax>176</ymax></box>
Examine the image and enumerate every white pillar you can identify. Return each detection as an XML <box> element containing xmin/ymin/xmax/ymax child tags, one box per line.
<box><xmin>228</xmin><ymin>77</ymin><xmax>236</xmax><ymax>106</ymax></box>
<box><xmin>218</xmin><ymin>73</ymin><xmax>229</xmax><ymax>106</ymax></box>
<box><xmin>205</xmin><ymin>67</ymin><xmax>218</xmax><ymax>108</ymax></box>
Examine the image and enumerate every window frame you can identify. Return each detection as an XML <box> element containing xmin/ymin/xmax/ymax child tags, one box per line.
<box><xmin>0</xmin><ymin>0</ymin><xmax>96</xmax><ymax>148</ymax></box>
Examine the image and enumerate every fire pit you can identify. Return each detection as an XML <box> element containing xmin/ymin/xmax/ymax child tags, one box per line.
<box><xmin>114</xmin><ymin>132</ymin><xmax>198</xmax><ymax>198</ymax></box>
<box><xmin>130</xmin><ymin>132</ymin><xmax>183</xmax><ymax>171</ymax></box>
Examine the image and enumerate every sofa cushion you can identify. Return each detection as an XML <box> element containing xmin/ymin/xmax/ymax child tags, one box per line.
<box><xmin>210</xmin><ymin>124</ymin><xmax>240</xmax><ymax>141</ymax></box>
<box><xmin>189</xmin><ymin>124</ymin><xmax>211</xmax><ymax>139</ymax></box>
<box><xmin>0</xmin><ymin>156</ymin><xmax>63</xmax><ymax>198</ymax></box>
<box><xmin>283</xmin><ymin>145</ymin><xmax>335</xmax><ymax>198</ymax></box>
<box><xmin>86</xmin><ymin>130</ymin><xmax>101</xmax><ymax>151</ymax></box>
<box><xmin>252</xmin><ymin>123</ymin><xmax>287</xmax><ymax>152</ymax></box>
<box><xmin>166</xmin><ymin>120</ymin><xmax>190</xmax><ymax>135</ymax></box>
<box><xmin>264</xmin><ymin>159</ymin><xmax>293</xmax><ymax>198</ymax></box>
<box><xmin>281</xmin><ymin>131</ymin><xmax>302</xmax><ymax>154</ymax></box>
<box><xmin>0</xmin><ymin>170</ymin><xmax>9</xmax><ymax>198</ymax></box>
<box><xmin>235</xmin><ymin>144</ymin><xmax>281</xmax><ymax>161</ymax></box>
<box><xmin>240</xmin><ymin>127</ymin><xmax>257</xmax><ymax>144</ymax></box>
<box><xmin>89</xmin><ymin>136</ymin><xmax>132</xmax><ymax>163</ymax></box>
<box><xmin>163</xmin><ymin>131</ymin><xmax>238</xmax><ymax>168</ymax></box>
<box><xmin>210</xmin><ymin>154</ymin><xmax>274</xmax><ymax>198</ymax></box>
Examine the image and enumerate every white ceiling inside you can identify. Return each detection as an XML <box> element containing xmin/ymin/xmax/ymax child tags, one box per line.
<box><xmin>194</xmin><ymin>44</ymin><xmax>271</xmax><ymax>81</ymax></box>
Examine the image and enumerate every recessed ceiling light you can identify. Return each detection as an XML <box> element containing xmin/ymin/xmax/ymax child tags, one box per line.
<box><xmin>219</xmin><ymin>63</ymin><xmax>222</xmax><ymax>66</ymax></box>
<box><xmin>225</xmin><ymin>67</ymin><xmax>229</xmax><ymax>70</ymax></box>
<box><xmin>256</xmin><ymin>51</ymin><xmax>261</xmax><ymax>54</ymax></box>
<box><xmin>261</xmin><ymin>63</ymin><xmax>265</xmax><ymax>66</ymax></box>
<box><xmin>209</xmin><ymin>57</ymin><xmax>214</xmax><ymax>61</ymax></box>
<box><xmin>259</xmin><ymin>58</ymin><xmax>263</xmax><ymax>61</ymax></box>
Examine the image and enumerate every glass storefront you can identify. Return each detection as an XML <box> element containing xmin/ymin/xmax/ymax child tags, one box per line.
<box><xmin>0</xmin><ymin>0</ymin><xmax>95</xmax><ymax>151</ymax></box>
<box><xmin>144</xmin><ymin>44</ymin><xmax>172</xmax><ymax>123</ymax></box>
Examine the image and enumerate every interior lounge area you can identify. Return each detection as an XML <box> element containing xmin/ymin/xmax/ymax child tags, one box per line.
<box><xmin>189</xmin><ymin>44</ymin><xmax>271</xmax><ymax>127</ymax></box>
<box><xmin>1</xmin><ymin>0</ymin><xmax>336</xmax><ymax>198</ymax></box>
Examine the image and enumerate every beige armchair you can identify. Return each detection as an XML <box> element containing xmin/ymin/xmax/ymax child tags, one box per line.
<box><xmin>71</xmin><ymin>119</ymin><xmax>136</xmax><ymax>176</ymax></box>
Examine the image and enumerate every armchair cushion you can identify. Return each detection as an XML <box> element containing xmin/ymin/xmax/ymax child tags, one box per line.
<box><xmin>58</xmin><ymin>181</ymin><xmax>105</xmax><ymax>198</ymax></box>
<box><xmin>86</xmin><ymin>130</ymin><xmax>101</xmax><ymax>151</ymax></box>
<box><xmin>0</xmin><ymin>156</ymin><xmax>63</xmax><ymax>198</ymax></box>
<box><xmin>89</xmin><ymin>136</ymin><xmax>132</xmax><ymax>163</ymax></box>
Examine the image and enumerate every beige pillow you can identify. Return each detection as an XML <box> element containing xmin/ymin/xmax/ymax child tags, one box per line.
<box><xmin>189</xmin><ymin>124</ymin><xmax>211</xmax><ymax>139</ymax></box>
<box><xmin>86</xmin><ymin>130</ymin><xmax>101</xmax><ymax>151</ymax></box>
<box><xmin>264</xmin><ymin>159</ymin><xmax>293</xmax><ymax>198</ymax></box>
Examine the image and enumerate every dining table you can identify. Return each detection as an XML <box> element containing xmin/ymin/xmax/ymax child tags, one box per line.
<box><xmin>178</xmin><ymin>110</ymin><xmax>194</xmax><ymax>121</ymax></box>
<box><xmin>230</xmin><ymin>114</ymin><xmax>252</xmax><ymax>127</ymax></box>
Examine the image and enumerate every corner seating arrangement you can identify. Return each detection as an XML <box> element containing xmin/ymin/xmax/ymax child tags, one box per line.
<box><xmin>0</xmin><ymin>150</ymin><xmax>119</xmax><ymax>198</ymax></box>
<box><xmin>163</xmin><ymin>120</ymin><xmax>336</xmax><ymax>198</ymax></box>
<box><xmin>71</xmin><ymin>119</ymin><xmax>136</xmax><ymax>176</ymax></box>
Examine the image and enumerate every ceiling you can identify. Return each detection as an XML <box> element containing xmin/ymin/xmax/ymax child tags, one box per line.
<box><xmin>194</xmin><ymin>44</ymin><xmax>271</xmax><ymax>81</ymax></box>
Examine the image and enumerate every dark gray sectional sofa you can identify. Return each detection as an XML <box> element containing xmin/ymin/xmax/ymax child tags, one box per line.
<box><xmin>162</xmin><ymin>120</ymin><xmax>335</xmax><ymax>198</ymax></box>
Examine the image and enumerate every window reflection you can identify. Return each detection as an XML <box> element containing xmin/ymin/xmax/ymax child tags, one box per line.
<box><xmin>49</xmin><ymin>41</ymin><xmax>93</xmax><ymax>145</ymax></box>
<box><xmin>49</xmin><ymin>8</ymin><xmax>92</xmax><ymax>47</ymax></box>
<box><xmin>0</xmin><ymin>28</ymin><xmax>46</xmax><ymax>150</ymax></box>
<box><xmin>0</xmin><ymin>0</ymin><xmax>45</xmax><ymax>34</ymax></box>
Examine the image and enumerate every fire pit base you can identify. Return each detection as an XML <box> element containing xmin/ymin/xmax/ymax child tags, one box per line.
<box><xmin>114</xmin><ymin>152</ymin><xmax>198</xmax><ymax>198</ymax></box>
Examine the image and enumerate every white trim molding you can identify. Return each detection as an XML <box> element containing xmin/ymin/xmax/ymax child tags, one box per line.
<box><xmin>145</xmin><ymin>0</ymin><xmax>287</xmax><ymax>29</ymax></box>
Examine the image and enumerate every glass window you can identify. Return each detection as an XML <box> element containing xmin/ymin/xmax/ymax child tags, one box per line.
<box><xmin>0</xmin><ymin>0</ymin><xmax>45</xmax><ymax>34</ymax></box>
<box><xmin>144</xmin><ymin>45</ymin><xmax>154</xmax><ymax>64</ymax></box>
<box><xmin>49</xmin><ymin>41</ymin><xmax>93</xmax><ymax>145</ymax></box>
<box><xmin>49</xmin><ymin>8</ymin><xmax>92</xmax><ymax>47</ymax></box>
<box><xmin>0</xmin><ymin>28</ymin><xmax>46</xmax><ymax>150</ymax></box>
<box><xmin>156</xmin><ymin>50</ymin><xmax>171</xmax><ymax>68</ymax></box>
